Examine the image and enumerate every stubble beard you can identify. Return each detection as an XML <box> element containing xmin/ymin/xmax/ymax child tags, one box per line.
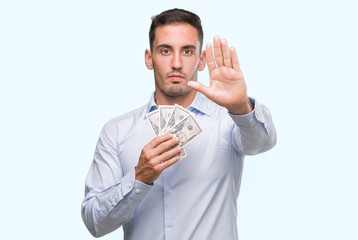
<box><xmin>156</xmin><ymin>81</ymin><xmax>192</xmax><ymax>97</ymax></box>
<box><xmin>154</xmin><ymin>70</ymin><xmax>196</xmax><ymax>98</ymax></box>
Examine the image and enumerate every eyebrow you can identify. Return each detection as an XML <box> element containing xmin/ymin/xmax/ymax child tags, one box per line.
<box><xmin>156</xmin><ymin>44</ymin><xmax>172</xmax><ymax>50</ymax></box>
<box><xmin>156</xmin><ymin>44</ymin><xmax>196</xmax><ymax>50</ymax></box>
<box><xmin>182</xmin><ymin>45</ymin><xmax>196</xmax><ymax>49</ymax></box>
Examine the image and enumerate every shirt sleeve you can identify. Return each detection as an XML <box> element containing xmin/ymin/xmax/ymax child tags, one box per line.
<box><xmin>229</xmin><ymin>98</ymin><xmax>277</xmax><ymax>155</ymax></box>
<box><xmin>81</xmin><ymin>121</ymin><xmax>152</xmax><ymax>238</ymax></box>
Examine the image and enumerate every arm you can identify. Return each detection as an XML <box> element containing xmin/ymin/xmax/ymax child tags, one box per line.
<box><xmin>188</xmin><ymin>36</ymin><xmax>276</xmax><ymax>154</ymax></box>
<box><xmin>229</xmin><ymin>98</ymin><xmax>277</xmax><ymax>155</ymax></box>
<box><xmin>81</xmin><ymin>122</ymin><xmax>182</xmax><ymax>237</ymax></box>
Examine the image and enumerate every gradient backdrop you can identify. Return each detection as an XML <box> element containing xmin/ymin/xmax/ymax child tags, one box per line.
<box><xmin>1</xmin><ymin>0</ymin><xmax>357</xmax><ymax>239</ymax></box>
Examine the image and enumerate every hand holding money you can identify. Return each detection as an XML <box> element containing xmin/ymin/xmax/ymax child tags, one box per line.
<box><xmin>135</xmin><ymin>134</ymin><xmax>182</xmax><ymax>184</ymax></box>
<box><xmin>147</xmin><ymin>104</ymin><xmax>202</xmax><ymax>157</ymax></box>
<box><xmin>136</xmin><ymin>105</ymin><xmax>203</xmax><ymax>184</ymax></box>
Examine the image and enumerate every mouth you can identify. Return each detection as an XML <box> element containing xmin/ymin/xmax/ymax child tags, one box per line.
<box><xmin>168</xmin><ymin>74</ymin><xmax>184</xmax><ymax>82</ymax></box>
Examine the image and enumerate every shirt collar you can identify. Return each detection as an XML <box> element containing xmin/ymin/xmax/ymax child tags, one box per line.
<box><xmin>187</xmin><ymin>92</ymin><xmax>211</xmax><ymax>117</ymax></box>
<box><xmin>144</xmin><ymin>91</ymin><xmax>212</xmax><ymax>119</ymax></box>
<box><xmin>144</xmin><ymin>92</ymin><xmax>158</xmax><ymax>116</ymax></box>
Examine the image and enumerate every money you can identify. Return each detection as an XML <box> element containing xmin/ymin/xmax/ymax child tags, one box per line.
<box><xmin>146</xmin><ymin>107</ymin><xmax>187</xmax><ymax>157</ymax></box>
<box><xmin>146</xmin><ymin>109</ymin><xmax>160</xmax><ymax>136</ymax></box>
<box><xmin>159</xmin><ymin>105</ymin><xmax>174</xmax><ymax>135</ymax></box>
<box><xmin>164</xmin><ymin>115</ymin><xmax>202</xmax><ymax>148</ymax></box>
<box><xmin>146</xmin><ymin>105</ymin><xmax>202</xmax><ymax>158</ymax></box>
<box><xmin>162</xmin><ymin>104</ymin><xmax>192</xmax><ymax>133</ymax></box>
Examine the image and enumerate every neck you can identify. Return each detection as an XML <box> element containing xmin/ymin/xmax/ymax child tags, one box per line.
<box><xmin>155</xmin><ymin>89</ymin><xmax>197</xmax><ymax>108</ymax></box>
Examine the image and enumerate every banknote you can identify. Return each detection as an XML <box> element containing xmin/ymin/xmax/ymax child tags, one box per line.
<box><xmin>147</xmin><ymin>107</ymin><xmax>187</xmax><ymax>158</ymax></box>
<box><xmin>147</xmin><ymin>105</ymin><xmax>201</xmax><ymax>158</ymax></box>
<box><xmin>164</xmin><ymin>115</ymin><xmax>202</xmax><ymax>148</ymax></box>
<box><xmin>146</xmin><ymin>109</ymin><xmax>160</xmax><ymax>136</ymax></box>
<box><xmin>159</xmin><ymin>105</ymin><xmax>174</xmax><ymax>135</ymax></box>
<box><xmin>162</xmin><ymin>104</ymin><xmax>193</xmax><ymax>133</ymax></box>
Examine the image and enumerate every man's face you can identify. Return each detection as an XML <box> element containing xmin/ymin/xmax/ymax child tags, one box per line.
<box><xmin>145</xmin><ymin>23</ymin><xmax>205</xmax><ymax>97</ymax></box>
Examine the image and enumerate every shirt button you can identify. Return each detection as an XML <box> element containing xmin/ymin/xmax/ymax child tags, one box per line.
<box><xmin>249</xmin><ymin>118</ymin><xmax>254</xmax><ymax>123</ymax></box>
<box><xmin>111</xmin><ymin>201</ymin><xmax>116</xmax><ymax>206</ymax></box>
<box><xmin>135</xmin><ymin>189</ymin><xmax>140</xmax><ymax>194</ymax></box>
<box><xmin>127</xmin><ymin>182</ymin><xmax>132</xmax><ymax>188</ymax></box>
<box><xmin>168</xmin><ymin>223</ymin><xmax>173</xmax><ymax>227</ymax></box>
<box><xmin>168</xmin><ymin>189</ymin><xmax>172</xmax><ymax>193</ymax></box>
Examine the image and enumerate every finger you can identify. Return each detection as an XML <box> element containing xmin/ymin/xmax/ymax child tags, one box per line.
<box><xmin>152</xmin><ymin>135</ymin><xmax>180</xmax><ymax>158</ymax></box>
<box><xmin>205</xmin><ymin>43</ymin><xmax>216</xmax><ymax>73</ymax></box>
<box><xmin>221</xmin><ymin>39</ymin><xmax>231</xmax><ymax>67</ymax></box>
<box><xmin>160</xmin><ymin>145</ymin><xmax>183</xmax><ymax>163</ymax></box>
<box><xmin>213</xmin><ymin>36</ymin><xmax>223</xmax><ymax>67</ymax></box>
<box><xmin>187</xmin><ymin>81</ymin><xmax>211</xmax><ymax>97</ymax></box>
<box><xmin>160</xmin><ymin>153</ymin><xmax>181</xmax><ymax>170</ymax></box>
<box><xmin>145</xmin><ymin>134</ymin><xmax>174</xmax><ymax>150</ymax></box>
<box><xmin>230</xmin><ymin>47</ymin><xmax>241</xmax><ymax>71</ymax></box>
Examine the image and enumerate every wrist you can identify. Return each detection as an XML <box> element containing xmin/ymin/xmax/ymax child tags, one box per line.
<box><xmin>227</xmin><ymin>97</ymin><xmax>254</xmax><ymax>115</ymax></box>
<box><xmin>135</xmin><ymin>167</ymin><xmax>154</xmax><ymax>185</ymax></box>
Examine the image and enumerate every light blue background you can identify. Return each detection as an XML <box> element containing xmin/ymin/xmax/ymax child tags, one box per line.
<box><xmin>1</xmin><ymin>0</ymin><xmax>357</xmax><ymax>239</ymax></box>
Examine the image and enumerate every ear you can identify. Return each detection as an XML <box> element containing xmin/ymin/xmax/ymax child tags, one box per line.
<box><xmin>198</xmin><ymin>50</ymin><xmax>206</xmax><ymax>71</ymax></box>
<box><xmin>145</xmin><ymin>49</ymin><xmax>153</xmax><ymax>70</ymax></box>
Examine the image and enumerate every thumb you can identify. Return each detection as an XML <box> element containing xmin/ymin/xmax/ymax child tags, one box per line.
<box><xmin>187</xmin><ymin>81</ymin><xmax>210</xmax><ymax>96</ymax></box>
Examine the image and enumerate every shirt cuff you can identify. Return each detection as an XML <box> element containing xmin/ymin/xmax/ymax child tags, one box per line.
<box><xmin>122</xmin><ymin>168</ymin><xmax>153</xmax><ymax>199</ymax></box>
<box><xmin>109</xmin><ymin>168</ymin><xmax>153</xmax><ymax>206</ymax></box>
<box><xmin>229</xmin><ymin>110</ymin><xmax>257</xmax><ymax>127</ymax></box>
<box><xmin>229</xmin><ymin>97</ymin><xmax>265</xmax><ymax>127</ymax></box>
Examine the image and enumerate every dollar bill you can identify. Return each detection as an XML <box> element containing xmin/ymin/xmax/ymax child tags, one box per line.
<box><xmin>159</xmin><ymin>105</ymin><xmax>174</xmax><ymax>135</ymax></box>
<box><xmin>159</xmin><ymin>106</ymin><xmax>188</xmax><ymax>158</ymax></box>
<box><xmin>164</xmin><ymin>115</ymin><xmax>202</xmax><ymax>148</ymax></box>
<box><xmin>146</xmin><ymin>109</ymin><xmax>160</xmax><ymax>136</ymax></box>
<box><xmin>162</xmin><ymin>104</ymin><xmax>193</xmax><ymax>133</ymax></box>
<box><xmin>146</xmin><ymin>107</ymin><xmax>187</xmax><ymax>158</ymax></box>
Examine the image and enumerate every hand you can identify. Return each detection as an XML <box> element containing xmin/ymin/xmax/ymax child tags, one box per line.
<box><xmin>135</xmin><ymin>134</ymin><xmax>182</xmax><ymax>184</ymax></box>
<box><xmin>188</xmin><ymin>36</ymin><xmax>253</xmax><ymax>115</ymax></box>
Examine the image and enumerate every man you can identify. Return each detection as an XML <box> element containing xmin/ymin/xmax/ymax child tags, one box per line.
<box><xmin>82</xmin><ymin>8</ymin><xmax>276</xmax><ymax>240</ymax></box>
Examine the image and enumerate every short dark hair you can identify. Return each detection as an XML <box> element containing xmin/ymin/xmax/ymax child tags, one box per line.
<box><xmin>149</xmin><ymin>8</ymin><xmax>204</xmax><ymax>51</ymax></box>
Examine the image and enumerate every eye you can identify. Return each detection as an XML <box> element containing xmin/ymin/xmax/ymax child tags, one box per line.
<box><xmin>183</xmin><ymin>49</ymin><xmax>193</xmax><ymax>56</ymax></box>
<box><xmin>161</xmin><ymin>49</ymin><xmax>171</xmax><ymax>55</ymax></box>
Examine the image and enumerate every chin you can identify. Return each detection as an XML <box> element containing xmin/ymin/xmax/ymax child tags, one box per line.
<box><xmin>165</xmin><ymin>86</ymin><xmax>192</xmax><ymax>97</ymax></box>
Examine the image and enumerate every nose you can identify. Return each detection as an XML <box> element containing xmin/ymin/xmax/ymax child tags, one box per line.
<box><xmin>170</xmin><ymin>52</ymin><xmax>183</xmax><ymax>70</ymax></box>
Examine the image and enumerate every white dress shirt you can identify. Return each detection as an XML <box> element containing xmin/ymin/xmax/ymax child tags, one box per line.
<box><xmin>81</xmin><ymin>92</ymin><xmax>277</xmax><ymax>239</ymax></box>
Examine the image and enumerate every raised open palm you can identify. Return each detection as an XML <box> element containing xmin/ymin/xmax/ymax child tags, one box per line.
<box><xmin>188</xmin><ymin>36</ymin><xmax>253</xmax><ymax>115</ymax></box>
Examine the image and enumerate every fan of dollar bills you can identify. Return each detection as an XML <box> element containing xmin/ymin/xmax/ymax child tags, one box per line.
<box><xmin>146</xmin><ymin>104</ymin><xmax>202</xmax><ymax>158</ymax></box>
